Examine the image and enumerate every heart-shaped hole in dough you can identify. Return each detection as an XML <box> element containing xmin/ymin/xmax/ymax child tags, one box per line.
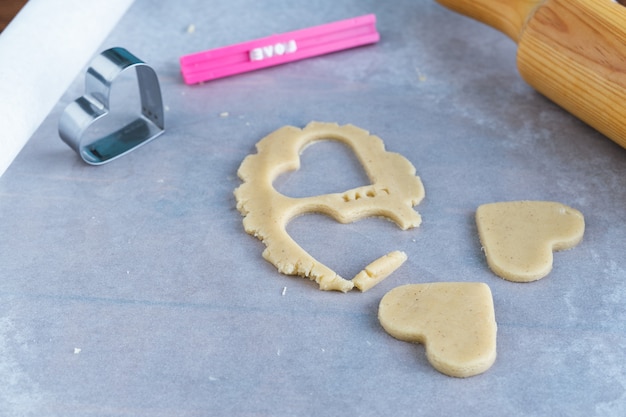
<box><xmin>287</xmin><ymin>214</ymin><xmax>408</xmax><ymax>281</ymax></box>
<box><xmin>274</xmin><ymin>139</ymin><xmax>371</xmax><ymax>198</ymax></box>
<box><xmin>378</xmin><ymin>282</ymin><xmax>497</xmax><ymax>378</ymax></box>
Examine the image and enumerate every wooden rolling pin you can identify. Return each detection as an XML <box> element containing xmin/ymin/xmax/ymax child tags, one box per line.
<box><xmin>435</xmin><ymin>0</ymin><xmax>626</xmax><ymax>149</ymax></box>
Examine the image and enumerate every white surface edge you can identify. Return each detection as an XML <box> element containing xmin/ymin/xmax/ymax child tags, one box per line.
<box><xmin>0</xmin><ymin>0</ymin><xmax>135</xmax><ymax>178</ymax></box>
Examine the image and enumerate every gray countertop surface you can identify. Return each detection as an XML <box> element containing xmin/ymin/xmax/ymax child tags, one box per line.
<box><xmin>1</xmin><ymin>0</ymin><xmax>625</xmax><ymax>415</ymax></box>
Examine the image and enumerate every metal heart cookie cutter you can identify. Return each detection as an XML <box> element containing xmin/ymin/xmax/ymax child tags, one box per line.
<box><xmin>59</xmin><ymin>47</ymin><xmax>165</xmax><ymax>165</ymax></box>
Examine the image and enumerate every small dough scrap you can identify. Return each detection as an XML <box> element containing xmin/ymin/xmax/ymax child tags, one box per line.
<box><xmin>234</xmin><ymin>122</ymin><xmax>424</xmax><ymax>292</ymax></box>
<box><xmin>352</xmin><ymin>251</ymin><xmax>407</xmax><ymax>292</ymax></box>
<box><xmin>476</xmin><ymin>201</ymin><xmax>585</xmax><ymax>282</ymax></box>
<box><xmin>378</xmin><ymin>282</ymin><xmax>497</xmax><ymax>378</ymax></box>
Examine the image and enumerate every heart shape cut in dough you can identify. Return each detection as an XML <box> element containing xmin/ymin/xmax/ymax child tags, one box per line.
<box><xmin>476</xmin><ymin>201</ymin><xmax>585</xmax><ymax>282</ymax></box>
<box><xmin>378</xmin><ymin>282</ymin><xmax>497</xmax><ymax>378</ymax></box>
<box><xmin>234</xmin><ymin>122</ymin><xmax>425</xmax><ymax>292</ymax></box>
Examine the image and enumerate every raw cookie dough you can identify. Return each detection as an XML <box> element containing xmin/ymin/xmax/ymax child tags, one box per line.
<box><xmin>378</xmin><ymin>282</ymin><xmax>497</xmax><ymax>378</ymax></box>
<box><xmin>234</xmin><ymin>122</ymin><xmax>425</xmax><ymax>292</ymax></box>
<box><xmin>352</xmin><ymin>250</ymin><xmax>407</xmax><ymax>292</ymax></box>
<box><xmin>476</xmin><ymin>201</ymin><xmax>585</xmax><ymax>282</ymax></box>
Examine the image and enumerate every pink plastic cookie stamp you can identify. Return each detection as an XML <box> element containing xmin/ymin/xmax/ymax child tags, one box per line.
<box><xmin>179</xmin><ymin>14</ymin><xmax>380</xmax><ymax>84</ymax></box>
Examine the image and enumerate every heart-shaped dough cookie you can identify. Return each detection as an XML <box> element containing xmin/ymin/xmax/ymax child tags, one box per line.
<box><xmin>378</xmin><ymin>282</ymin><xmax>497</xmax><ymax>378</ymax></box>
<box><xmin>234</xmin><ymin>122</ymin><xmax>424</xmax><ymax>292</ymax></box>
<box><xmin>476</xmin><ymin>201</ymin><xmax>585</xmax><ymax>282</ymax></box>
